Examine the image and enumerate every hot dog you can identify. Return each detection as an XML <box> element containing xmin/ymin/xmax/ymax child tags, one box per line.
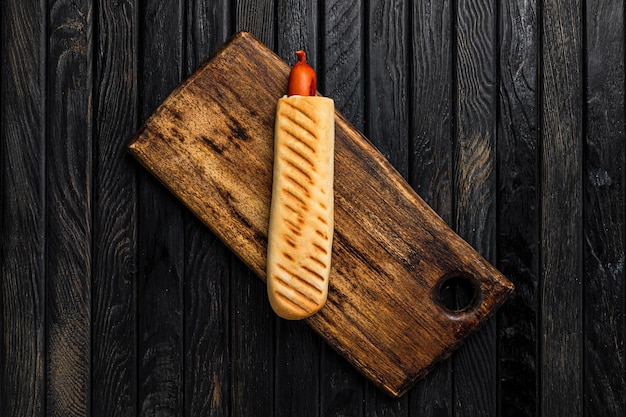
<box><xmin>266</xmin><ymin>51</ymin><xmax>335</xmax><ymax>320</ymax></box>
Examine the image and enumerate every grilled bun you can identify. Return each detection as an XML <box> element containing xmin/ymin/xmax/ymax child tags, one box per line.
<box><xmin>267</xmin><ymin>95</ymin><xmax>335</xmax><ymax>320</ymax></box>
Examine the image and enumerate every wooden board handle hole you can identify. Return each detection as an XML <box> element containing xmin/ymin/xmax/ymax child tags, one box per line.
<box><xmin>434</xmin><ymin>273</ymin><xmax>482</xmax><ymax>314</ymax></box>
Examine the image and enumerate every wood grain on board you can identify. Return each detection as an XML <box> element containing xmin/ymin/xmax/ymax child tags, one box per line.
<box><xmin>128</xmin><ymin>31</ymin><xmax>514</xmax><ymax>397</ymax></box>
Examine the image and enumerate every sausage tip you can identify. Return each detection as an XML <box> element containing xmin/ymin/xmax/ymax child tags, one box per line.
<box><xmin>288</xmin><ymin>50</ymin><xmax>316</xmax><ymax>96</ymax></box>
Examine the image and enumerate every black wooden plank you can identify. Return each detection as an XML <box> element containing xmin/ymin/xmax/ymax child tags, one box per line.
<box><xmin>137</xmin><ymin>0</ymin><xmax>185</xmax><ymax>415</ymax></box>
<box><xmin>274</xmin><ymin>321</ymin><xmax>321</xmax><ymax>417</ymax></box>
<box><xmin>45</xmin><ymin>1</ymin><xmax>93</xmax><ymax>416</ymax></box>
<box><xmin>91</xmin><ymin>0</ymin><xmax>139</xmax><ymax>416</ymax></box>
<box><xmin>322</xmin><ymin>0</ymin><xmax>364</xmax><ymax>129</ymax></box>
<box><xmin>183</xmin><ymin>232</ymin><xmax>230</xmax><ymax>416</ymax></box>
<box><xmin>183</xmin><ymin>1</ymin><xmax>231</xmax><ymax>416</ymax></box>
<box><xmin>0</xmin><ymin>1</ymin><xmax>46</xmax><ymax>416</ymax></box>
<box><xmin>408</xmin><ymin>0</ymin><xmax>454</xmax><ymax>415</ymax></box>
<box><xmin>539</xmin><ymin>0</ymin><xmax>584</xmax><ymax>415</ymax></box>
<box><xmin>496</xmin><ymin>1</ymin><xmax>539</xmax><ymax>416</ymax></box>
<box><xmin>409</xmin><ymin>0</ymin><xmax>454</xmax><ymax>221</ymax></box>
<box><xmin>230</xmin><ymin>4</ymin><xmax>276</xmax><ymax>416</ymax></box>
<box><xmin>364</xmin><ymin>0</ymin><xmax>409</xmax><ymax>414</ymax></box>
<box><xmin>277</xmin><ymin>0</ymin><xmax>318</xmax><ymax>68</ymax></box>
<box><xmin>583</xmin><ymin>1</ymin><xmax>626</xmax><ymax>416</ymax></box>
<box><xmin>274</xmin><ymin>3</ymin><xmax>322</xmax><ymax>415</ymax></box>
<box><xmin>234</xmin><ymin>0</ymin><xmax>276</xmax><ymax>48</ymax></box>
<box><xmin>452</xmin><ymin>0</ymin><xmax>498</xmax><ymax>415</ymax></box>
<box><xmin>229</xmin><ymin>261</ymin><xmax>275</xmax><ymax>417</ymax></box>
<box><xmin>365</xmin><ymin>0</ymin><xmax>409</xmax><ymax>177</ymax></box>
<box><xmin>185</xmin><ymin>0</ymin><xmax>232</xmax><ymax>77</ymax></box>
<box><xmin>320</xmin><ymin>0</ymin><xmax>366</xmax><ymax>414</ymax></box>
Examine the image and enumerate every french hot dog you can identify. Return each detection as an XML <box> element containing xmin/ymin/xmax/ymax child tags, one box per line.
<box><xmin>266</xmin><ymin>51</ymin><xmax>335</xmax><ymax>320</ymax></box>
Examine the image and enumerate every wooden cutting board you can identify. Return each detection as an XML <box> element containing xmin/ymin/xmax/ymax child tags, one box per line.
<box><xmin>128</xmin><ymin>31</ymin><xmax>514</xmax><ymax>397</ymax></box>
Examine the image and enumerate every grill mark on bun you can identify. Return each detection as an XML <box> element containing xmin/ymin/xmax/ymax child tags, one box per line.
<box><xmin>282</xmin><ymin>172</ymin><xmax>311</xmax><ymax>197</ymax></box>
<box><xmin>283</xmin><ymin>234</ymin><xmax>297</xmax><ymax>248</ymax></box>
<box><xmin>280</xmin><ymin>123</ymin><xmax>317</xmax><ymax>154</ymax></box>
<box><xmin>284</xmin><ymin>143</ymin><xmax>315</xmax><ymax>170</ymax></box>
<box><xmin>283</xmin><ymin>188</ymin><xmax>308</xmax><ymax>210</ymax></box>
<box><xmin>283</xmin><ymin>218</ymin><xmax>302</xmax><ymax>236</ymax></box>
<box><xmin>276</xmin><ymin>265</ymin><xmax>324</xmax><ymax>297</ymax></box>
<box><xmin>309</xmin><ymin>256</ymin><xmax>326</xmax><ymax>268</ymax></box>
<box><xmin>301</xmin><ymin>265</ymin><xmax>325</xmax><ymax>283</ymax></box>
<box><xmin>312</xmin><ymin>242</ymin><xmax>328</xmax><ymax>255</ymax></box>
<box><xmin>315</xmin><ymin>229</ymin><xmax>328</xmax><ymax>240</ymax></box>
<box><xmin>282</xmin><ymin>99</ymin><xmax>319</xmax><ymax>126</ymax></box>
<box><xmin>280</xmin><ymin>156</ymin><xmax>313</xmax><ymax>183</ymax></box>
<box><xmin>272</xmin><ymin>290</ymin><xmax>310</xmax><ymax>315</ymax></box>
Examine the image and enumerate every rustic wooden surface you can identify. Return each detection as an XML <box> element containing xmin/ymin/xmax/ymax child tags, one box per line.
<box><xmin>128</xmin><ymin>31</ymin><xmax>513</xmax><ymax>397</ymax></box>
<box><xmin>1</xmin><ymin>0</ymin><xmax>624</xmax><ymax>416</ymax></box>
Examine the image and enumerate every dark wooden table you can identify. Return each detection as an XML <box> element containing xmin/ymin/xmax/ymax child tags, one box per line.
<box><xmin>1</xmin><ymin>1</ymin><xmax>624</xmax><ymax>416</ymax></box>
